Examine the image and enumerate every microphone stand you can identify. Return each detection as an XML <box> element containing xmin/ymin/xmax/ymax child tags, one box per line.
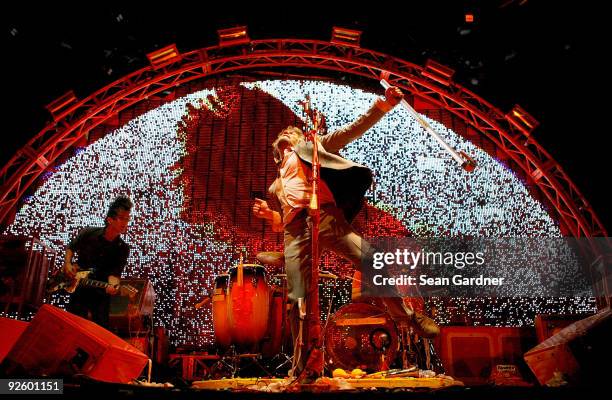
<box><xmin>298</xmin><ymin>95</ymin><xmax>325</xmax><ymax>380</ymax></box>
<box><xmin>380</xmin><ymin>79</ymin><xmax>477</xmax><ymax>172</ymax></box>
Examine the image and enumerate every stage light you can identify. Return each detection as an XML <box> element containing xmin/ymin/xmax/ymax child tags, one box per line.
<box><xmin>146</xmin><ymin>44</ymin><xmax>180</xmax><ymax>69</ymax></box>
<box><xmin>506</xmin><ymin>104</ymin><xmax>539</xmax><ymax>136</ymax></box>
<box><xmin>45</xmin><ymin>91</ymin><xmax>78</xmax><ymax>121</ymax></box>
<box><xmin>421</xmin><ymin>59</ymin><xmax>455</xmax><ymax>86</ymax></box>
<box><xmin>20</xmin><ymin>145</ymin><xmax>49</xmax><ymax>168</ymax></box>
<box><xmin>465</xmin><ymin>14</ymin><xmax>474</xmax><ymax>23</ymax></box>
<box><xmin>331</xmin><ymin>27</ymin><xmax>362</xmax><ymax>48</ymax></box>
<box><xmin>217</xmin><ymin>26</ymin><xmax>250</xmax><ymax>47</ymax></box>
<box><xmin>530</xmin><ymin>160</ymin><xmax>555</xmax><ymax>182</ymax></box>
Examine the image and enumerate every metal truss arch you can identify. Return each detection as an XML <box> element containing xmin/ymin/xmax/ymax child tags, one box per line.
<box><xmin>0</xmin><ymin>38</ymin><xmax>605</xmax><ymax>237</ymax></box>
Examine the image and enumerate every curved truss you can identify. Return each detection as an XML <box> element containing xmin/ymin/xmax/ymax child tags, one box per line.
<box><xmin>0</xmin><ymin>39</ymin><xmax>606</xmax><ymax>237</ymax></box>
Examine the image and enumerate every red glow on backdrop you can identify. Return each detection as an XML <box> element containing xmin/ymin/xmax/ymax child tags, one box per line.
<box><xmin>173</xmin><ymin>83</ymin><xmax>415</xmax><ymax>279</ymax></box>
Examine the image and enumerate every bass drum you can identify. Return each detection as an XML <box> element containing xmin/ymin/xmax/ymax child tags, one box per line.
<box><xmin>226</xmin><ymin>264</ymin><xmax>270</xmax><ymax>349</ymax></box>
<box><xmin>212</xmin><ymin>274</ymin><xmax>231</xmax><ymax>348</ymax></box>
<box><xmin>324</xmin><ymin>302</ymin><xmax>399</xmax><ymax>372</ymax></box>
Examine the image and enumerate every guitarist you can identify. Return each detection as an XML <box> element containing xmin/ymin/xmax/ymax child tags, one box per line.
<box><xmin>62</xmin><ymin>195</ymin><xmax>132</xmax><ymax>329</ymax></box>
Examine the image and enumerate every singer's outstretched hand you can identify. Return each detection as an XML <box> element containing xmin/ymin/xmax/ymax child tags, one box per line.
<box><xmin>385</xmin><ymin>86</ymin><xmax>404</xmax><ymax>107</ymax></box>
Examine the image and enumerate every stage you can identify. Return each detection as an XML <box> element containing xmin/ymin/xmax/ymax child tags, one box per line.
<box><xmin>1</xmin><ymin>3</ymin><xmax>611</xmax><ymax>398</ymax></box>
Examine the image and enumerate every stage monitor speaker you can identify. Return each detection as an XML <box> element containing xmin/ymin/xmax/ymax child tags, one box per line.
<box><xmin>109</xmin><ymin>279</ymin><xmax>155</xmax><ymax>333</ymax></box>
<box><xmin>524</xmin><ymin>308</ymin><xmax>612</xmax><ymax>386</ymax></box>
<box><xmin>124</xmin><ymin>336</ymin><xmax>151</xmax><ymax>357</ymax></box>
<box><xmin>0</xmin><ymin>317</ymin><xmax>28</xmax><ymax>363</ymax></box>
<box><xmin>534</xmin><ymin>313</ymin><xmax>593</xmax><ymax>343</ymax></box>
<box><xmin>2</xmin><ymin>304</ymin><xmax>149</xmax><ymax>383</ymax></box>
<box><xmin>437</xmin><ymin>326</ymin><xmax>536</xmax><ymax>385</ymax></box>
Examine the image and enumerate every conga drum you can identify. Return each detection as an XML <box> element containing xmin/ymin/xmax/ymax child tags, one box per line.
<box><xmin>212</xmin><ymin>274</ymin><xmax>231</xmax><ymax>347</ymax></box>
<box><xmin>226</xmin><ymin>264</ymin><xmax>270</xmax><ymax>349</ymax></box>
<box><xmin>261</xmin><ymin>275</ymin><xmax>292</xmax><ymax>357</ymax></box>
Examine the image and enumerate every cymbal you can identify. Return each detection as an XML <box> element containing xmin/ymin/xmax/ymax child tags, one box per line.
<box><xmin>320</xmin><ymin>271</ymin><xmax>338</xmax><ymax>280</ymax></box>
<box><xmin>256</xmin><ymin>251</ymin><xmax>285</xmax><ymax>268</ymax></box>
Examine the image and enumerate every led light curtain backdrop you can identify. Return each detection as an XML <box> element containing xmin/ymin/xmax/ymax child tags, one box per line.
<box><xmin>4</xmin><ymin>79</ymin><xmax>596</xmax><ymax>346</ymax></box>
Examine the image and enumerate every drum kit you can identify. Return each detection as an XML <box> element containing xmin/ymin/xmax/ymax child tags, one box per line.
<box><xmin>207</xmin><ymin>251</ymin><xmax>441</xmax><ymax>377</ymax></box>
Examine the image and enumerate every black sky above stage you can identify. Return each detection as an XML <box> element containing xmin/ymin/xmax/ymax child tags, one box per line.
<box><xmin>2</xmin><ymin>1</ymin><xmax>609</xmax><ymax>233</ymax></box>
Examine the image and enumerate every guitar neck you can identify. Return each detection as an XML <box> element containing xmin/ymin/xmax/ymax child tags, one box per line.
<box><xmin>80</xmin><ymin>278</ymin><xmax>112</xmax><ymax>289</ymax></box>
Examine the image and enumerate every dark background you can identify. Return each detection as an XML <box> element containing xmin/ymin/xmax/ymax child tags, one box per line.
<box><xmin>2</xmin><ymin>1</ymin><xmax>609</xmax><ymax>232</ymax></box>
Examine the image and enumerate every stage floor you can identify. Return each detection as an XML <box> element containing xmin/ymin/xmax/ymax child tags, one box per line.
<box><xmin>191</xmin><ymin>376</ymin><xmax>464</xmax><ymax>391</ymax></box>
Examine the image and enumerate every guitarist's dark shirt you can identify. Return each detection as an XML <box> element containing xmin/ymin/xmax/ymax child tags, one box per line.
<box><xmin>68</xmin><ymin>227</ymin><xmax>129</xmax><ymax>281</ymax></box>
<box><xmin>66</xmin><ymin>227</ymin><xmax>129</xmax><ymax>328</ymax></box>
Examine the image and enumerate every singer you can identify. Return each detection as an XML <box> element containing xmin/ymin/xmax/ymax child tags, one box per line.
<box><xmin>252</xmin><ymin>86</ymin><xmax>440</xmax><ymax>381</ymax></box>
